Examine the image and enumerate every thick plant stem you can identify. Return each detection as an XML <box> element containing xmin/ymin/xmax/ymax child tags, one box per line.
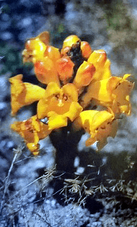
<box><xmin>49</xmin><ymin>125</ymin><xmax>83</xmax><ymax>174</ymax></box>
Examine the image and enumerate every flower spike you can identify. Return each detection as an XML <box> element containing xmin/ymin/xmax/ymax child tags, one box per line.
<box><xmin>10</xmin><ymin>31</ymin><xmax>134</xmax><ymax>154</ymax></box>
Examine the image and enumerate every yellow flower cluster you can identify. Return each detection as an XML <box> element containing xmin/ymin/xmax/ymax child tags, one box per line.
<box><xmin>9</xmin><ymin>31</ymin><xmax>134</xmax><ymax>155</ymax></box>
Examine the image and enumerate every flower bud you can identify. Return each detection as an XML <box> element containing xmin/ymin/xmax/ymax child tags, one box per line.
<box><xmin>88</xmin><ymin>49</ymin><xmax>107</xmax><ymax>68</ymax></box>
<box><xmin>56</xmin><ymin>56</ymin><xmax>74</xmax><ymax>84</ymax></box>
<box><xmin>74</xmin><ymin>61</ymin><xmax>95</xmax><ymax>89</ymax></box>
<box><xmin>63</xmin><ymin>35</ymin><xmax>80</xmax><ymax>48</ymax></box>
<box><xmin>81</xmin><ymin>41</ymin><xmax>92</xmax><ymax>59</ymax></box>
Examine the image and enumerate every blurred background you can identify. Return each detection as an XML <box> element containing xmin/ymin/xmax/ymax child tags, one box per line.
<box><xmin>0</xmin><ymin>0</ymin><xmax>137</xmax><ymax>226</ymax></box>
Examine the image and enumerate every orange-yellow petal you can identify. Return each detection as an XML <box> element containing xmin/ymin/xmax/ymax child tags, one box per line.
<box><xmin>80</xmin><ymin>41</ymin><xmax>92</xmax><ymax>59</ymax></box>
<box><xmin>75</xmin><ymin>109</ymin><xmax>117</xmax><ymax>150</ymax></box>
<box><xmin>65</xmin><ymin>102</ymin><xmax>83</xmax><ymax>121</ymax></box>
<box><xmin>90</xmin><ymin>110</ymin><xmax>114</xmax><ymax>132</ymax></box>
<box><xmin>86</xmin><ymin>119</ymin><xmax>118</xmax><ymax>150</ymax></box>
<box><xmin>11</xmin><ymin>115</ymin><xmax>51</xmax><ymax>155</ymax></box>
<box><xmin>47</xmin><ymin>102</ymin><xmax>82</xmax><ymax>130</ymax></box>
<box><xmin>56</xmin><ymin>56</ymin><xmax>74</xmax><ymax>84</ymax></box>
<box><xmin>34</xmin><ymin>57</ymin><xmax>60</xmax><ymax>85</ymax></box>
<box><xmin>37</xmin><ymin>82</ymin><xmax>61</xmax><ymax>119</ymax></box>
<box><xmin>60</xmin><ymin>46</ymin><xmax>71</xmax><ymax>57</ymax></box>
<box><xmin>80</xmin><ymin>78</ymin><xmax>112</xmax><ymax>108</ymax></box>
<box><xmin>9</xmin><ymin>74</ymin><xmax>45</xmax><ymax>115</ymax></box>
<box><xmin>47</xmin><ymin>111</ymin><xmax>68</xmax><ymax>130</ymax></box>
<box><xmin>62</xmin><ymin>83</ymin><xmax>78</xmax><ymax>102</ymax></box>
<box><xmin>88</xmin><ymin>49</ymin><xmax>107</xmax><ymax>68</ymax></box>
<box><xmin>38</xmin><ymin>31</ymin><xmax>50</xmax><ymax>46</ymax></box>
<box><xmin>63</xmin><ymin>35</ymin><xmax>80</xmax><ymax>48</ymax></box>
<box><xmin>73</xmin><ymin>61</ymin><xmax>95</xmax><ymax>89</ymax></box>
<box><xmin>88</xmin><ymin>50</ymin><xmax>111</xmax><ymax>81</ymax></box>
<box><xmin>75</xmin><ymin>110</ymin><xmax>114</xmax><ymax>132</ymax></box>
<box><xmin>44</xmin><ymin>46</ymin><xmax>61</xmax><ymax>62</ymax></box>
<box><xmin>22</xmin><ymin>31</ymin><xmax>49</xmax><ymax>63</ymax></box>
<box><xmin>27</xmin><ymin>143</ymin><xmax>40</xmax><ymax>155</ymax></box>
<box><xmin>22</xmin><ymin>39</ymin><xmax>46</xmax><ymax>63</ymax></box>
<box><xmin>45</xmin><ymin>82</ymin><xmax>61</xmax><ymax>97</ymax></box>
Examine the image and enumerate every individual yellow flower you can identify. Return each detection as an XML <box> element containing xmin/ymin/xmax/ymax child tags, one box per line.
<box><xmin>9</xmin><ymin>74</ymin><xmax>45</xmax><ymax>115</ymax></box>
<box><xmin>11</xmin><ymin>115</ymin><xmax>51</xmax><ymax>155</ymax></box>
<box><xmin>44</xmin><ymin>45</ymin><xmax>61</xmax><ymax>62</ymax></box>
<box><xmin>78</xmin><ymin>49</ymin><xmax>112</xmax><ymax>108</ymax></box>
<box><xmin>109</xmin><ymin>74</ymin><xmax>134</xmax><ymax>115</ymax></box>
<box><xmin>34</xmin><ymin>57</ymin><xmax>60</xmax><ymax>85</ymax></box>
<box><xmin>88</xmin><ymin>49</ymin><xmax>111</xmax><ymax>81</ymax></box>
<box><xmin>37</xmin><ymin>82</ymin><xmax>83</xmax><ymax>130</ymax></box>
<box><xmin>80</xmin><ymin>74</ymin><xmax>134</xmax><ymax>115</ymax></box>
<box><xmin>80</xmin><ymin>41</ymin><xmax>92</xmax><ymax>59</ymax></box>
<box><xmin>73</xmin><ymin>61</ymin><xmax>95</xmax><ymax>91</ymax></box>
<box><xmin>63</xmin><ymin>35</ymin><xmax>80</xmax><ymax>48</ymax></box>
<box><xmin>74</xmin><ymin>109</ymin><xmax>117</xmax><ymax>150</ymax></box>
<box><xmin>22</xmin><ymin>31</ymin><xmax>50</xmax><ymax>63</ymax></box>
<box><xmin>56</xmin><ymin>56</ymin><xmax>75</xmax><ymax>84</ymax></box>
